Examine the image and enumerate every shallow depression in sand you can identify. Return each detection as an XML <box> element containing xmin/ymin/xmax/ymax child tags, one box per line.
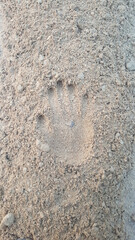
<box><xmin>36</xmin><ymin>81</ymin><xmax>94</xmax><ymax>165</ymax></box>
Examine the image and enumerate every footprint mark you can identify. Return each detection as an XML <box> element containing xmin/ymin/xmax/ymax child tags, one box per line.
<box><xmin>36</xmin><ymin>81</ymin><xmax>94</xmax><ymax>165</ymax></box>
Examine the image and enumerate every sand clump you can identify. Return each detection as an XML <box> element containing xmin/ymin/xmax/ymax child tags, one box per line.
<box><xmin>0</xmin><ymin>0</ymin><xmax>134</xmax><ymax>240</ymax></box>
<box><xmin>0</xmin><ymin>213</ymin><xmax>14</xmax><ymax>229</ymax></box>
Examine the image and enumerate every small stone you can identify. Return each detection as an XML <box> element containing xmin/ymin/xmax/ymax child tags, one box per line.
<box><xmin>115</xmin><ymin>77</ymin><xmax>121</xmax><ymax>85</ymax></box>
<box><xmin>39</xmin><ymin>162</ymin><xmax>44</xmax><ymax>168</ymax></box>
<box><xmin>101</xmin><ymin>85</ymin><xmax>106</xmax><ymax>91</ymax></box>
<box><xmin>120</xmin><ymin>139</ymin><xmax>124</xmax><ymax>145</ymax></box>
<box><xmin>36</xmin><ymin>139</ymin><xmax>50</xmax><ymax>153</ymax></box>
<box><xmin>78</xmin><ymin>72</ymin><xmax>84</xmax><ymax>80</ymax></box>
<box><xmin>39</xmin><ymin>54</ymin><xmax>44</xmax><ymax>61</ymax></box>
<box><xmin>102</xmin><ymin>201</ymin><xmax>106</xmax><ymax>207</ymax></box>
<box><xmin>39</xmin><ymin>211</ymin><xmax>44</xmax><ymax>218</ymax></box>
<box><xmin>21</xmin><ymin>96</ymin><xmax>27</xmax><ymax>103</ymax></box>
<box><xmin>110</xmin><ymin>166</ymin><xmax>115</xmax><ymax>173</ymax></box>
<box><xmin>111</xmin><ymin>142</ymin><xmax>116</xmax><ymax>151</ymax></box>
<box><xmin>10</xmin><ymin>67</ymin><xmax>15</xmax><ymax>74</ymax></box>
<box><xmin>52</xmin><ymin>71</ymin><xmax>59</xmax><ymax>79</ymax></box>
<box><xmin>115</xmin><ymin>132</ymin><xmax>120</xmax><ymax>139</ymax></box>
<box><xmin>99</xmin><ymin>53</ymin><xmax>103</xmax><ymax>59</ymax></box>
<box><xmin>17</xmin><ymin>85</ymin><xmax>24</xmax><ymax>93</ymax></box>
<box><xmin>23</xmin><ymin>167</ymin><xmax>27</xmax><ymax>174</ymax></box>
<box><xmin>0</xmin><ymin>213</ymin><xmax>14</xmax><ymax>228</ymax></box>
<box><xmin>126</xmin><ymin>58</ymin><xmax>135</xmax><ymax>71</ymax></box>
<box><xmin>70</xmin><ymin>121</ymin><xmax>75</xmax><ymax>128</ymax></box>
<box><xmin>44</xmin><ymin>59</ymin><xmax>50</xmax><ymax>66</ymax></box>
<box><xmin>92</xmin><ymin>223</ymin><xmax>99</xmax><ymax>234</ymax></box>
<box><xmin>74</xmin><ymin>6</ymin><xmax>80</xmax><ymax>12</ymax></box>
<box><xmin>77</xmin><ymin>18</ymin><xmax>85</xmax><ymax>31</ymax></box>
<box><xmin>37</xmin><ymin>0</ymin><xmax>42</xmax><ymax>3</ymax></box>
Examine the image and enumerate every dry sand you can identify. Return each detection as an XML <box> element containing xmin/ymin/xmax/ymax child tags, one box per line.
<box><xmin>0</xmin><ymin>0</ymin><xmax>134</xmax><ymax>239</ymax></box>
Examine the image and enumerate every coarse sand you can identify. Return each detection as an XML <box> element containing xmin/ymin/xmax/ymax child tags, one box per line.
<box><xmin>0</xmin><ymin>1</ymin><xmax>134</xmax><ymax>239</ymax></box>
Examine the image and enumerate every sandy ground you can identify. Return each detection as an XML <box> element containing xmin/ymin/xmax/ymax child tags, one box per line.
<box><xmin>123</xmin><ymin>143</ymin><xmax>135</xmax><ymax>240</ymax></box>
<box><xmin>0</xmin><ymin>0</ymin><xmax>134</xmax><ymax>240</ymax></box>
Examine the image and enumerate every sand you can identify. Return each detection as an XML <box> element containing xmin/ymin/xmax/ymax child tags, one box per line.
<box><xmin>0</xmin><ymin>0</ymin><xmax>134</xmax><ymax>239</ymax></box>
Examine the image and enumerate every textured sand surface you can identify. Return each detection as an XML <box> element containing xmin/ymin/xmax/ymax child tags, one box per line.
<box><xmin>123</xmin><ymin>143</ymin><xmax>135</xmax><ymax>240</ymax></box>
<box><xmin>0</xmin><ymin>1</ymin><xmax>134</xmax><ymax>240</ymax></box>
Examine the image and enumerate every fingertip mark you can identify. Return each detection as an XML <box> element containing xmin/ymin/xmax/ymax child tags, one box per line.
<box><xmin>48</xmin><ymin>87</ymin><xmax>54</xmax><ymax>97</ymax></box>
<box><xmin>67</xmin><ymin>83</ymin><xmax>75</xmax><ymax>94</ymax></box>
<box><xmin>57</xmin><ymin>80</ymin><xmax>63</xmax><ymax>89</ymax></box>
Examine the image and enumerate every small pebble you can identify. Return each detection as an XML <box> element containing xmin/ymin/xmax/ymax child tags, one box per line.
<box><xmin>39</xmin><ymin>54</ymin><xmax>44</xmax><ymax>61</ymax></box>
<box><xmin>23</xmin><ymin>167</ymin><xmax>27</xmax><ymax>174</ymax></box>
<box><xmin>99</xmin><ymin>53</ymin><xmax>103</xmax><ymax>59</ymax></box>
<box><xmin>78</xmin><ymin>72</ymin><xmax>84</xmax><ymax>80</ymax></box>
<box><xmin>92</xmin><ymin>223</ymin><xmax>99</xmax><ymax>234</ymax></box>
<box><xmin>17</xmin><ymin>85</ymin><xmax>24</xmax><ymax>93</ymax></box>
<box><xmin>120</xmin><ymin>139</ymin><xmax>124</xmax><ymax>145</ymax></box>
<box><xmin>115</xmin><ymin>132</ymin><xmax>120</xmax><ymax>139</ymax></box>
<box><xmin>44</xmin><ymin>59</ymin><xmax>50</xmax><ymax>66</ymax></box>
<box><xmin>0</xmin><ymin>213</ymin><xmax>14</xmax><ymax>228</ymax></box>
<box><xmin>77</xmin><ymin>18</ymin><xmax>85</xmax><ymax>31</ymax></box>
<box><xmin>74</xmin><ymin>6</ymin><xmax>80</xmax><ymax>12</ymax></box>
<box><xmin>102</xmin><ymin>201</ymin><xmax>106</xmax><ymax>207</ymax></box>
<box><xmin>70</xmin><ymin>121</ymin><xmax>75</xmax><ymax>128</ymax></box>
<box><xmin>111</xmin><ymin>143</ymin><xmax>116</xmax><ymax>151</ymax></box>
<box><xmin>36</xmin><ymin>139</ymin><xmax>50</xmax><ymax>153</ymax></box>
<box><xmin>101</xmin><ymin>85</ymin><xmax>106</xmax><ymax>91</ymax></box>
<box><xmin>39</xmin><ymin>211</ymin><xmax>44</xmax><ymax>218</ymax></box>
<box><xmin>52</xmin><ymin>71</ymin><xmax>59</xmax><ymax>79</ymax></box>
<box><xmin>110</xmin><ymin>166</ymin><xmax>115</xmax><ymax>173</ymax></box>
<box><xmin>126</xmin><ymin>58</ymin><xmax>135</xmax><ymax>71</ymax></box>
<box><xmin>21</xmin><ymin>96</ymin><xmax>27</xmax><ymax>103</ymax></box>
<box><xmin>39</xmin><ymin>162</ymin><xmax>44</xmax><ymax>168</ymax></box>
<box><xmin>10</xmin><ymin>67</ymin><xmax>15</xmax><ymax>74</ymax></box>
<box><xmin>115</xmin><ymin>77</ymin><xmax>121</xmax><ymax>85</ymax></box>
